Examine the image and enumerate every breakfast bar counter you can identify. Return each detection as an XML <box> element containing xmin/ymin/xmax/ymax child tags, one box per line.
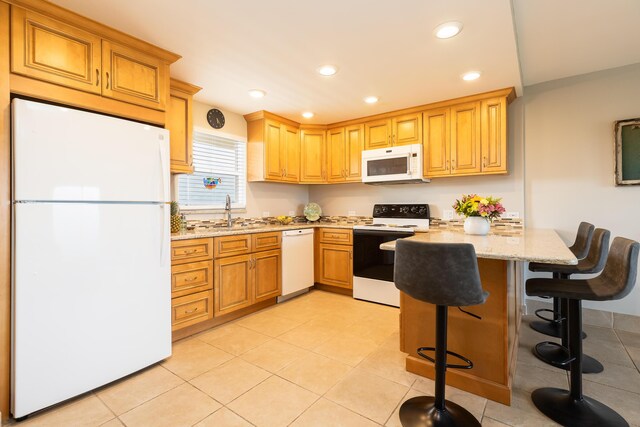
<box><xmin>381</xmin><ymin>228</ymin><xmax>576</xmax><ymax>405</ymax></box>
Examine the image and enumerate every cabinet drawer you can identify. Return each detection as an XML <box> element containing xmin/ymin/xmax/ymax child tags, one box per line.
<box><xmin>171</xmin><ymin>290</ymin><xmax>213</xmax><ymax>331</ymax></box>
<box><xmin>214</xmin><ymin>234</ymin><xmax>252</xmax><ymax>258</ymax></box>
<box><xmin>171</xmin><ymin>238</ymin><xmax>213</xmax><ymax>264</ymax></box>
<box><xmin>252</xmin><ymin>231</ymin><xmax>281</xmax><ymax>252</ymax></box>
<box><xmin>318</xmin><ymin>228</ymin><xmax>353</xmax><ymax>245</ymax></box>
<box><xmin>171</xmin><ymin>260</ymin><xmax>213</xmax><ymax>298</ymax></box>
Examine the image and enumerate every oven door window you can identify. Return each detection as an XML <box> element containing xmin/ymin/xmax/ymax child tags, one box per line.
<box><xmin>353</xmin><ymin>230</ymin><xmax>413</xmax><ymax>282</ymax></box>
<box><xmin>366</xmin><ymin>156</ymin><xmax>409</xmax><ymax>177</ymax></box>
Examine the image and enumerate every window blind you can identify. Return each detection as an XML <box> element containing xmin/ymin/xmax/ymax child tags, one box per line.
<box><xmin>178</xmin><ymin>132</ymin><xmax>247</xmax><ymax>209</ymax></box>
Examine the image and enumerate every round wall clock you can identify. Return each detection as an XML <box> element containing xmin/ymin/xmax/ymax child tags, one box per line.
<box><xmin>207</xmin><ymin>108</ymin><xmax>225</xmax><ymax>129</ymax></box>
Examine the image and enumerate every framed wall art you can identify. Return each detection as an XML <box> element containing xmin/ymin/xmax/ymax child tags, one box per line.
<box><xmin>615</xmin><ymin>118</ymin><xmax>640</xmax><ymax>185</ymax></box>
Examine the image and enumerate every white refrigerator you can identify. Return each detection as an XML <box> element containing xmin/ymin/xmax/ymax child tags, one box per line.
<box><xmin>11</xmin><ymin>99</ymin><xmax>172</xmax><ymax>418</ymax></box>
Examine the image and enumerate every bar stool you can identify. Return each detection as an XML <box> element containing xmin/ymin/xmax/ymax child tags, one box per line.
<box><xmin>394</xmin><ymin>240</ymin><xmax>488</xmax><ymax>427</ymax></box>
<box><xmin>529</xmin><ymin>221</ymin><xmax>595</xmax><ymax>339</ymax></box>
<box><xmin>526</xmin><ymin>237</ymin><xmax>639</xmax><ymax>427</ymax></box>
<box><xmin>532</xmin><ymin>228</ymin><xmax>610</xmax><ymax>374</ymax></box>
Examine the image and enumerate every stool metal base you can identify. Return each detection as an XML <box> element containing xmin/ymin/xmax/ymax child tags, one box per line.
<box><xmin>533</xmin><ymin>342</ymin><xmax>604</xmax><ymax>374</ymax></box>
<box><xmin>531</xmin><ymin>387</ymin><xmax>628</xmax><ymax>427</ymax></box>
<box><xmin>529</xmin><ymin>320</ymin><xmax>587</xmax><ymax>339</ymax></box>
<box><xmin>399</xmin><ymin>396</ymin><xmax>480</xmax><ymax>427</ymax></box>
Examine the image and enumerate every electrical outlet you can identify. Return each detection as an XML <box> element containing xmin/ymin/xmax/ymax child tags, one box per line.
<box><xmin>443</xmin><ymin>210</ymin><xmax>454</xmax><ymax>221</ymax></box>
<box><xmin>262</xmin><ymin>211</ymin><xmax>270</xmax><ymax>217</ymax></box>
<box><xmin>504</xmin><ymin>211</ymin><xmax>519</xmax><ymax>219</ymax></box>
<box><xmin>288</xmin><ymin>211</ymin><xmax>295</xmax><ymax>216</ymax></box>
<box><xmin>348</xmin><ymin>210</ymin><xmax>356</xmax><ymax>217</ymax></box>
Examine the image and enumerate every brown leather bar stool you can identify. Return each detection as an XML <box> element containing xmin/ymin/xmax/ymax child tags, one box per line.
<box><xmin>526</xmin><ymin>237</ymin><xmax>639</xmax><ymax>427</ymax></box>
<box><xmin>529</xmin><ymin>221</ymin><xmax>594</xmax><ymax>339</ymax></box>
<box><xmin>531</xmin><ymin>228</ymin><xmax>610</xmax><ymax>374</ymax></box>
<box><xmin>394</xmin><ymin>240</ymin><xmax>488</xmax><ymax>427</ymax></box>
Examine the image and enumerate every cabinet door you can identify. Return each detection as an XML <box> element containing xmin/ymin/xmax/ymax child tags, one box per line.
<box><xmin>423</xmin><ymin>108</ymin><xmax>451</xmax><ymax>177</ymax></box>
<box><xmin>317</xmin><ymin>243</ymin><xmax>353</xmax><ymax>289</ymax></box>
<box><xmin>11</xmin><ymin>7</ymin><xmax>102</xmax><ymax>94</ymax></box>
<box><xmin>264</xmin><ymin>119</ymin><xmax>284</xmax><ymax>181</ymax></box>
<box><xmin>167</xmin><ymin>88</ymin><xmax>193</xmax><ymax>173</ymax></box>
<box><xmin>450</xmin><ymin>101</ymin><xmax>481</xmax><ymax>175</ymax></box>
<box><xmin>364</xmin><ymin>119</ymin><xmax>391</xmax><ymax>150</ymax></box>
<box><xmin>253</xmin><ymin>250</ymin><xmax>282</xmax><ymax>303</ymax></box>
<box><xmin>282</xmin><ymin>124</ymin><xmax>300</xmax><ymax>182</ymax></box>
<box><xmin>252</xmin><ymin>232</ymin><xmax>281</xmax><ymax>252</ymax></box>
<box><xmin>327</xmin><ymin>127</ymin><xmax>346</xmax><ymax>182</ymax></box>
<box><xmin>101</xmin><ymin>40</ymin><xmax>167</xmax><ymax>111</ymax></box>
<box><xmin>171</xmin><ymin>238</ymin><xmax>214</xmax><ymax>265</ymax></box>
<box><xmin>300</xmin><ymin>129</ymin><xmax>326</xmax><ymax>183</ymax></box>
<box><xmin>214</xmin><ymin>254</ymin><xmax>253</xmax><ymax>316</ymax></box>
<box><xmin>392</xmin><ymin>113</ymin><xmax>422</xmax><ymax>146</ymax></box>
<box><xmin>481</xmin><ymin>97</ymin><xmax>507</xmax><ymax>174</ymax></box>
<box><xmin>345</xmin><ymin>124</ymin><xmax>364</xmax><ymax>182</ymax></box>
<box><xmin>214</xmin><ymin>234</ymin><xmax>252</xmax><ymax>258</ymax></box>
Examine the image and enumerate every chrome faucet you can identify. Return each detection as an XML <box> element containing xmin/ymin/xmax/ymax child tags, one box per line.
<box><xmin>225</xmin><ymin>194</ymin><xmax>232</xmax><ymax>227</ymax></box>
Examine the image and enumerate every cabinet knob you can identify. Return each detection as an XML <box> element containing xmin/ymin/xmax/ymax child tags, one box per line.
<box><xmin>105</xmin><ymin>71</ymin><xmax>110</xmax><ymax>90</ymax></box>
<box><xmin>184</xmin><ymin>276</ymin><xmax>198</xmax><ymax>282</ymax></box>
<box><xmin>482</xmin><ymin>156</ymin><xmax>487</xmax><ymax>168</ymax></box>
<box><xmin>451</xmin><ymin>159</ymin><xmax>456</xmax><ymax>170</ymax></box>
<box><xmin>96</xmin><ymin>69</ymin><xmax>100</xmax><ymax>86</ymax></box>
<box><xmin>184</xmin><ymin>307</ymin><xmax>199</xmax><ymax>314</ymax></box>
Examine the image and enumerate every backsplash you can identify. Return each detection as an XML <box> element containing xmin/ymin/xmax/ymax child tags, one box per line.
<box><xmin>185</xmin><ymin>215</ymin><xmax>373</xmax><ymax>231</ymax></box>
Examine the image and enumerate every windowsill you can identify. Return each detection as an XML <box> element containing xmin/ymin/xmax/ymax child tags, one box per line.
<box><xmin>179</xmin><ymin>207</ymin><xmax>247</xmax><ymax>215</ymax></box>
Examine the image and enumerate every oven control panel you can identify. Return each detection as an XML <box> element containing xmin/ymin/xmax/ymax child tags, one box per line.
<box><xmin>372</xmin><ymin>204</ymin><xmax>430</xmax><ymax>219</ymax></box>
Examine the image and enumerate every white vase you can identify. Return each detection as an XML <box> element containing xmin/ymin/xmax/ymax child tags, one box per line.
<box><xmin>464</xmin><ymin>216</ymin><xmax>490</xmax><ymax>235</ymax></box>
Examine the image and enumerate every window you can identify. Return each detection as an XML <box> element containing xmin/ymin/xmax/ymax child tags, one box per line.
<box><xmin>178</xmin><ymin>131</ymin><xmax>246</xmax><ymax>209</ymax></box>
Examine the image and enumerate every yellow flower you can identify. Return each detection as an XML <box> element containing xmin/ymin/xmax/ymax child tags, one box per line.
<box><xmin>480</xmin><ymin>198</ymin><xmax>488</xmax><ymax>205</ymax></box>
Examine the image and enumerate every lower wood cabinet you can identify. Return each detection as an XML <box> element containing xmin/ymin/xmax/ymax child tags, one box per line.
<box><xmin>171</xmin><ymin>290</ymin><xmax>213</xmax><ymax>331</ymax></box>
<box><xmin>213</xmin><ymin>232</ymin><xmax>282</xmax><ymax>316</ymax></box>
<box><xmin>315</xmin><ymin>228</ymin><xmax>353</xmax><ymax>289</ymax></box>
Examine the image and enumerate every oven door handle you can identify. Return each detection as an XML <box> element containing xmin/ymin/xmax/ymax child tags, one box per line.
<box><xmin>353</xmin><ymin>229</ymin><xmax>415</xmax><ymax>238</ymax></box>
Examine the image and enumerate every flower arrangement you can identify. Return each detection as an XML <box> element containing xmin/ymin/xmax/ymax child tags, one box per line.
<box><xmin>453</xmin><ymin>194</ymin><xmax>505</xmax><ymax>221</ymax></box>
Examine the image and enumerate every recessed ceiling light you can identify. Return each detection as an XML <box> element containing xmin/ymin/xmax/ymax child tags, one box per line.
<box><xmin>317</xmin><ymin>65</ymin><xmax>338</xmax><ymax>76</ymax></box>
<box><xmin>462</xmin><ymin>71</ymin><xmax>481</xmax><ymax>81</ymax></box>
<box><xmin>364</xmin><ymin>96</ymin><xmax>379</xmax><ymax>104</ymax></box>
<box><xmin>302</xmin><ymin>112</ymin><xmax>314</xmax><ymax>118</ymax></box>
<box><xmin>434</xmin><ymin>22</ymin><xmax>463</xmax><ymax>39</ymax></box>
<box><xmin>248</xmin><ymin>89</ymin><xmax>266</xmax><ymax>98</ymax></box>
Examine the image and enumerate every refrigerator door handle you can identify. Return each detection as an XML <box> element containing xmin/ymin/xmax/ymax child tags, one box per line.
<box><xmin>159</xmin><ymin>204</ymin><xmax>167</xmax><ymax>266</ymax></box>
<box><xmin>158</xmin><ymin>141</ymin><xmax>167</xmax><ymax>202</ymax></box>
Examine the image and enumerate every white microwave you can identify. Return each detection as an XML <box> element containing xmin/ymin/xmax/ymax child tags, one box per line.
<box><xmin>361</xmin><ymin>144</ymin><xmax>430</xmax><ymax>184</ymax></box>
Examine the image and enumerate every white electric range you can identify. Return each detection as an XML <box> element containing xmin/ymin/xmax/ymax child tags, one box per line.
<box><xmin>352</xmin><ymin>204</ymin><xmax>430</xmax><ymax>307</ymax></box>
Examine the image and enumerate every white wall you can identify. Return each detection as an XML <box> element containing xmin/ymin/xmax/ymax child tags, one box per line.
<box><xmin>523</xmin><ymin>63</ymin><xmax>640</xmax><ymax>316</ymax></box>
<box><xmin>172</xmin><ymin>102</ymin><xmax>309</xmax><ymax>218</ymax></box>
<box><xmin>309</xmin><ymin>98</ymin><xmax>526</xmax><ymax>219</ymax></box>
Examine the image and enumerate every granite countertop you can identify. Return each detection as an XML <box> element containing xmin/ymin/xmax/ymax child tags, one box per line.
<box><xmin>380</xmin><ymin>228</ymin><xmax>578</xmax><ymax>265</ymax></box>
<box><xmin>171</xmin><ymin>222</ymin><xmax>358</xmax><ymax>240</ymax></box>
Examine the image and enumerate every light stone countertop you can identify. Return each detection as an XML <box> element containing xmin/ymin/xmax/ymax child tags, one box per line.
<box><xmin>380</xmin><ymin>228</ymin><xmax>578</xmax><ymax>265</ymax></box>
<box><xmin>171</xmin><ymin>222</ymin><xmax>356</xmax><ymax>240</ymax></box>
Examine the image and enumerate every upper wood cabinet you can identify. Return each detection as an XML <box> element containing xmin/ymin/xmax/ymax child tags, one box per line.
<box><xmin>481</xmin><ymin>97</ymin><xmax>507</xmax><ymax>174</ymax></box>
<box><xmin>423</xmin><ymin>95</ymin><xmax>508</xmax><ymax>178</ymax></box>
<box><xmin>167</xmin><ymin>78</ymin><xmax>201</xmax><ymax>174</ymax></box>
<box><xmin>364</xmin><ymin>113</ymin><xmax>422</xmax><ymax>150</ymax></box>
<box><xmin>328</xmin><ymin>125</ymin><xmax>363</xmax><ymax>183</ymax></box>
<box><xmin>300</xmin><ymin>127</ymin><xmax>326</xmax><ymax>183</ymax></box>
<box><xmin>10</xmin><ymin>5</ymin><xmax>178</xmax><ymax>113</ymax></box>
<box><xmin>101</xmin><ymin>40</ymin><xmax>168</xmax><ymax>111</ymax></box>
<box><xmin>246</xmin><ymin>113</ymin><xmax>301</xmax><ymax>182</ymax></box>
<box><xmin>11</xmin><ymin>8</ymin><xmax>102</xmax><ymax>94</ymax></box>
<box><xmin>450</xmin><ymin>101</ymin><xmax>481</xmax><ymax>175</ymax></box>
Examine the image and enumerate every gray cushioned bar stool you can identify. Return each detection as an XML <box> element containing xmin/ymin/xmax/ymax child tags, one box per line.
<box><xmin>394</xmin><ymin>240</ymin><xmax>488</xmax><ymax>427</ymax></box>
<box><xmin>529</xmin><ymin>221</ymin><xmax>594</xmax><ymax>339</ymax></box>
<box><xmin>532</xmin><ymin>228</ymin><xmax>610</xmax><ymax>374</ymax></box>
<box><xmin>526</xmin><ymin>237</ymin><xmax>639</xmax><ymax>427</ymax></box>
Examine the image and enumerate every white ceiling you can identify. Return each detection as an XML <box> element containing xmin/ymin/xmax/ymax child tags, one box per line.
<box><xmin>48</xmin><ymin>0</ymin><xmax>640</xmax><ymax>124</ymax></box>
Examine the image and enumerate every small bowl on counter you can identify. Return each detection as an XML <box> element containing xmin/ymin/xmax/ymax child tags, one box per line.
<box><xmin>276</xmin><ymin>216</ymin><xmax>293</xmax><ymax>225</ymax></box>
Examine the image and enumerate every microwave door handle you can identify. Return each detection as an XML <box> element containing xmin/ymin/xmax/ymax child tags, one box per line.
<box><xmin>407</xmin><ymin>154</ymin><xmax>412</xmax><ymax>175</ymax></box>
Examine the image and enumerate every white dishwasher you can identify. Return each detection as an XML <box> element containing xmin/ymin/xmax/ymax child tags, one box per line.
<box><xmin>279</xmin><ymin>229</ymin><xmax>315</xmax><ymax>302</ymax></box>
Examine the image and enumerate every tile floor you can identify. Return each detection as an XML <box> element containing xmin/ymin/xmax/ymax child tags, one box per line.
<box><xmin>9</xmin><ymin>290</ymin><xmax>640</xmax><ymax>427</ymax></box>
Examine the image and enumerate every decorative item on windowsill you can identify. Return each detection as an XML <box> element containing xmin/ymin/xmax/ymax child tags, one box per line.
<box><xmin>203</xmin><ymin>177</ymin><xmax>221</xmax><ymax>189</ymax></box>
<box><xmin>453</xmin><ymin>194</ymin><xmax>505</xmax><ymax>236</ymax></box>
<box><xmin>170</xmin><ymin>201</ymin><xmax>183</xmax><ymax>233</ymax></box>
<box><xmin>303</xmin><ymin>202</ymin><xmax>322</xmax><ymax>222</ymax></box>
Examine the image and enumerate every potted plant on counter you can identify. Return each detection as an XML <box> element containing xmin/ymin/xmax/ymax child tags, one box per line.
<box><xmin>453</xmin><ymin>194</ymin><xmax>505</xmax><ymax>235</ymax></box>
